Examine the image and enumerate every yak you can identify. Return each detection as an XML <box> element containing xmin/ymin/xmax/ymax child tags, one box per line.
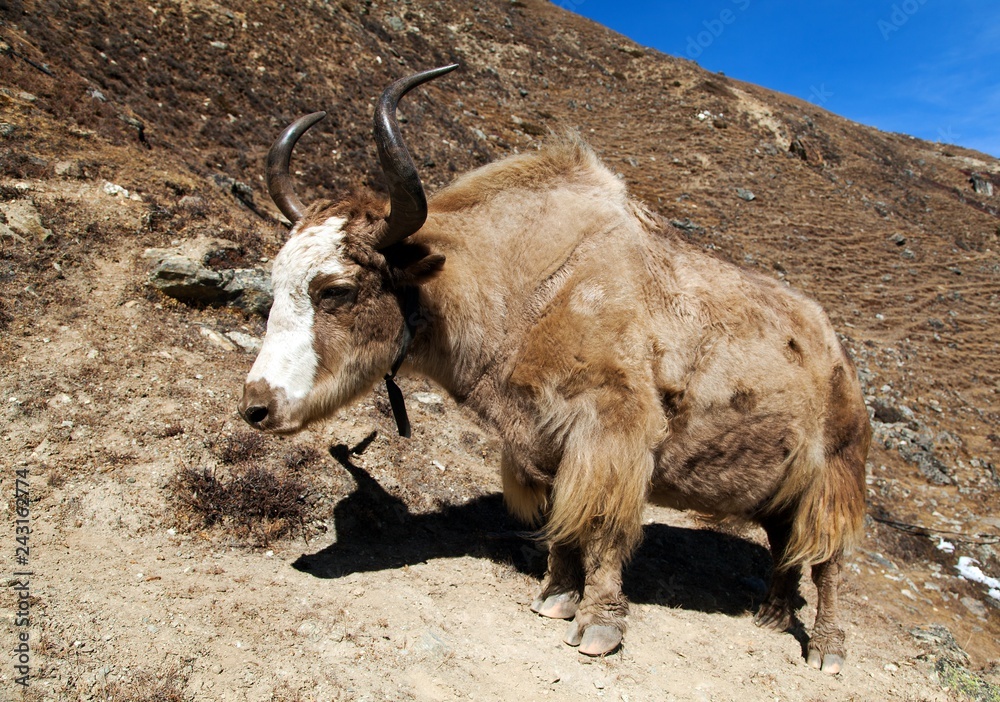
<box><xmin>238</xmin><ymin>65</ymin><xmax>870</xmax><ymax>671</ymax></box>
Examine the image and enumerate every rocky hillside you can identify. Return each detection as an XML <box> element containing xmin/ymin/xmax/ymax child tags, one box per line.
<box><xmin>1</xmin><ymin>0</ymin><xmax>998</xmax><ymax>699</ymax></box>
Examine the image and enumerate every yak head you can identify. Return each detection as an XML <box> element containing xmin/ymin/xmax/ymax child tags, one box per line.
<box><xmin>238</xmin><ymin>65</ymin><xmax>455</xmax><ymax>433</ymax></box>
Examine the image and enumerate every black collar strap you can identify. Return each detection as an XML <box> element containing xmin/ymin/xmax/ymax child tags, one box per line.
<box><xmin>383</xmin><ymin>288</ymin><xmax>420</xmax><ymax>437</ymax></box>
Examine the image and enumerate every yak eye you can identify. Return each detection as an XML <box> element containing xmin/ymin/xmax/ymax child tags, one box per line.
<box><xmin>317</xmin><ymin>285</ymin><xmax>356</xmax><ymax>312</ymax></box>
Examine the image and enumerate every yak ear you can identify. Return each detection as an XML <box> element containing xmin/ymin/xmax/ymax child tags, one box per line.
<box><xmin>382</xmin><ymin>242</ymin><xmax>446</xmax><ymax>285</ymax></box>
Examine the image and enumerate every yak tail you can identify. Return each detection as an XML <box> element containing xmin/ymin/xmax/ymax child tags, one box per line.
<box><xmin>542</xmin><ymin>404</ymin><xmax>657</xmax><ymax>554</ymax></box>
<box><xmin>769</xmin><ymin>434</ymin><xmax>868</xmax><ymax>570</ymax></box>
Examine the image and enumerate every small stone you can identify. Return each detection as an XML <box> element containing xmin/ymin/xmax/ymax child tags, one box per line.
<box><xmin>199</xmin><ymin>326</ymin><xmax>237</xmax><ymax>352</ymax></box>
<box><xmin>386</xmin><ymin>16</ymin><xmax>405</xmax><ymax>31</ymax></box>
<box><xmin>736</xmin><ymin>188</ymin><xmax>755</xmax><ymax>201</ymax></box>
<box><xmin>887</xmin><ymin>233</ymin><xmax>906</xmax><ymax>246</ymax></box>
<box><xmin>103</xmin><ymin>182</ymin><xmax>130</xmax><ymax>198</ymax></box>
<box><xmin>413</xmin><ymin>392</ymin><xmax>443</xmax><ymax>405</ymax></box>
<box><xmin>178</xmin><ymin>195</ymin><xmax>206</xmax><ymax>214</ymax></box>
<box><xmin>884</xmin><ymin>663</ymin><xmax>899</xmax><ymax>673</ymax></box>
<box><xmin>54</xmin><ymin>160</ymin><xmax>84</xmax><ymax>178</ymax></box>
<box><xmin>960</xmin><ymin>596</ymin><xmax>987</xmax><ymax>618</ymax></box>
<box><xmin>225</xmin><ymin>331</ymin><xmax>262</xmax><ymax>354</ymax></box>
<box><xmin>417</xmin><ymin>630</ymin><xmax>450</xmax><ymax>657</ymax></box>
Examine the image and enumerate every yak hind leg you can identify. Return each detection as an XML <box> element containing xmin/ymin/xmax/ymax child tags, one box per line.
<box><xmin>754</xmin><ymin>516</ymin><xmax>803</xmax><ymax>632</ymax></box>
<box><xmin>807</xmin><ymin>557</ymin><xmax>846</xmax><ymax>675</ymax></box>
<box><xmin>531</xmin><ymin>542</ymin><xmax>584</xmax><ymax>619</ymax></box>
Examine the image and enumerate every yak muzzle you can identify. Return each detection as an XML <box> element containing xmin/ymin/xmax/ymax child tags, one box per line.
<box><xmin>238</xmin><ymin>380</ymin><xmax>297</xmax><ymax>433</ymax></box>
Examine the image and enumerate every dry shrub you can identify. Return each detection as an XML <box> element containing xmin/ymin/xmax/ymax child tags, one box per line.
<box><xmin>283</xmin><ymin>444</ymin><xmax>324</xmax><ymax>472</ymax></box>
<box><xmin>215</xmin><ymin>430</ymin><xmax>268</xmax><ymax>464</ymax></box>
<box><xmin>171</xmin><ymin>464</ymin><xmax>308</xmax><ymax>545</ymax></box>
<box><xmin>154</xmin><ymin>423</ymin><xmax>184</xmax><ymax>438</ymax></box>
<box><xmin>96</xmin><ymin>668</ymin><xmax>187</xmax><ymax>702</ymax></box>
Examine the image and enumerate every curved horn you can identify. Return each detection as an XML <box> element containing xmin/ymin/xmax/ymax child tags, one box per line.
<box><xmin>265</xmin><ymin>111</ymin><xmax>327</xmax><ymax>224</ymax></box>
<box><xmin>374</xmin><ymin>64</ymin><xmax>459</xmax><ymax>249</ymax></box>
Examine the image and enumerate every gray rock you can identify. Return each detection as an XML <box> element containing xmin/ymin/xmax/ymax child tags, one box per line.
<box><xmin>670</xmin><ymin>218</ymin><xmax>704</xmax><ymax>233</ymax></box>
<box><xmin>412</xmin><ymin>392</ymin><xmax>444</xmax><ymax>405</ymax></box>
<box><xmin>898</xmin><ymin>441</ymin><xmax>952</xmax><ymax>485</ymax></box>
<box><xmin>960</xmin><ymin>596</ymin><xmax>988</xmax><ymax>618</ymax></box>
<box><xmin>177</xmin><ymin>195</ymin><xmax>206</xmax><ymax>213</ymax></box>
<box><xmin>225</xmin><ymin>331</ymin><xmax>263</xmax><ymax>354</ymax></box>
<box><xmin>386</xmin><ymin>16</ymin><xmax>405</xmax><ymax>31</ymax></box>
<box><xmin>54</xmin><ymin>160</ymin><xmax>84</xmax><ymax>178</ymax></box>
<box><xmin>736</xmin><ymin>188</ymin><xmax>755</xmax><ymax>201</ymax></box>
<box><xmin>970</xmin><ymin>173</ymin><xmax>994</xmax><ymax>197</ymax></box>
<box><xmin>199</xmin><ymin>326</ymin><xmax>237</xmax><ymax>352</ymax></box>
<box><xmin>909</xmin><ymin>624</ymin><xmax>969</xmax><ymax>665</ymax></box>
<box><xmin>0</xmin><ymin>199</ymin><xmax>54</xmax><ymax>242</ymax></box>
<box><xmin>149</xmin><ymin>255</ymin><xmax>229</xmax><ymax>304</ymax></box>
<box><xmin>416</xmin><ymin>630</ymin><xmax>450</xmax><ymax>657</ymax></box>
<box><xmin>223</xmin><ymin>268</ymin><xmax>273</xmax><ymax>316</ymax></box>
<box><xmin>145</xmin><ymin>238</ymin><xmax>273</xmax><ymax>315</ymax></box>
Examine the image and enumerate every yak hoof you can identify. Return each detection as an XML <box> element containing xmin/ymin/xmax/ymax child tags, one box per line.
<box><xmin>563</xmin><ymin>620</ymin><xmax>584</xmax><ymax>647</ymax></box>
<box><xmin>579</xmin><ymin>625</ymin><xmax>622</xmax><ymax>656</ymax></box>
<box><xmin>531</xmin><ymin>592</ymin><xmax>580</xmax><ymax>620</ymax></box>
<box><xmin>753</xmin><ymin>602</ymin><xmax>792</xmax><ymax>632</ymax></box>
<box><xmin>807</xmin><ymin>650</ymin><xmax>843</xmax><ymax>675</ymax></box>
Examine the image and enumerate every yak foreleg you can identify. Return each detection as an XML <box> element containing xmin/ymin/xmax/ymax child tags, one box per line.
<box><xmin>561</xmin><ymin>530</ymin><xmax>632</xmax><ymax>656</ymax></box>
<box><xmin>543</xmin><ymin>434</ymin><xmax>654</xmax><ymax>656</ymax></box>
<box><xmin>531</xmin><ymin>542</ymin><xmax>584</xmax><ymax>619</ymax></box>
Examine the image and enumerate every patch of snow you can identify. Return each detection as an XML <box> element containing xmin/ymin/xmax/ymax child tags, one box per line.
<box><xmin>956</xmin><ymin>557</ymin><xmax>1000</xmax><ymax>601</ymax></box>
<box><xmin>935</xmin><ymin>538</ymin><xmax>955</xmax><ymax>553</ymax></box>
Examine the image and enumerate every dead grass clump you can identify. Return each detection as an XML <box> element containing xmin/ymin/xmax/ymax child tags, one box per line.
<box><xmin>283</xmin><ymin>445</ymin><xmax>324</xmax><ymax>472</ymax></box>
<box><xmin>97</xmin><ymin>668</ymin><xmax>187</xmax><ymax>702</ymax></box>
<box><xmin>215</xmin><ymin>430</ymin><xmax>268</xmax><ymax>464</ymax></box>
<box><xmin>154</xmin><ymin>423</ymin><xmax>184</xmax><ymax>438</ymax></box>
<box><xmin>171</xmin><ymin>464</ymin><xmax>308</xmax><ymax>544</ymax></box>
<box><xmin>102</xmin><ymin>448</ymin><xmax>137</xmax><ymax>467</ymax></box>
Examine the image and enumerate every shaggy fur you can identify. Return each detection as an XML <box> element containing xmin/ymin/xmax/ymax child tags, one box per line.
<box><xmin>241</xmin><ymin>135</ymin><xmax>870</xmax><ymax>667</ymax></box>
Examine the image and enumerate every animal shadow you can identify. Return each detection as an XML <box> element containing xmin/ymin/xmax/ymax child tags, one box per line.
<box><xmin>292</xmin><ymin>436</ymin><xmax>778</xmax><ymax>619</ymax></box>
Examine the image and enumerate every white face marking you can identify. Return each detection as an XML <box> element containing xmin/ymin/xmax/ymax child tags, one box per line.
<box><xmin>246</xmin><ymin>216</ymin><xmax>348</xmax><ymax>400</ymax></box>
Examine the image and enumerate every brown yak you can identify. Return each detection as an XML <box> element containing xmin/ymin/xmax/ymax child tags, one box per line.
<box><xmin>238</xmin><ymin>65</ymin><xmax>870</xmax><ymax>671</ymax></box>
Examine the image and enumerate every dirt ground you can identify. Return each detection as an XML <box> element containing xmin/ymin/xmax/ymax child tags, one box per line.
<box><xmin>2</xmin><ymin>1</ymin><xmax>999</xmax><ymax>700</ymax></box>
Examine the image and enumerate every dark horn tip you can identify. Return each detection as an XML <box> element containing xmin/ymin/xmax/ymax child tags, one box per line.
<box><xmin>266</xmin><ymin>111</ymin><xmax>328</xmax><ymax>224</ymax></box>
<box><xmin>374</xmin><ymin>64</ymin><xmax>460</xmax><ymax>249</ymax></box>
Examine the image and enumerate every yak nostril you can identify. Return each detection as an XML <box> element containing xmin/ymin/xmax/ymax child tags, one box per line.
<box><xmin>245</xmin><ymin>405</ymin><xmax>269</xmax><ymax>425</ymax></box>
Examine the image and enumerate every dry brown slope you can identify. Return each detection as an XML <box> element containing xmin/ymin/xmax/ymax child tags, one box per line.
<box><xmin>1</xmin><ymin>0</ymin><xmax>998</xmax><ymax>699</ymax></box>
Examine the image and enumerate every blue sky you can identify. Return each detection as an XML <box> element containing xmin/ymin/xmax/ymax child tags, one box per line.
<box><xmin>559</xmin><ymin>0</ymin><xmax>1000</xmax><ymax>158</ymax></box>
